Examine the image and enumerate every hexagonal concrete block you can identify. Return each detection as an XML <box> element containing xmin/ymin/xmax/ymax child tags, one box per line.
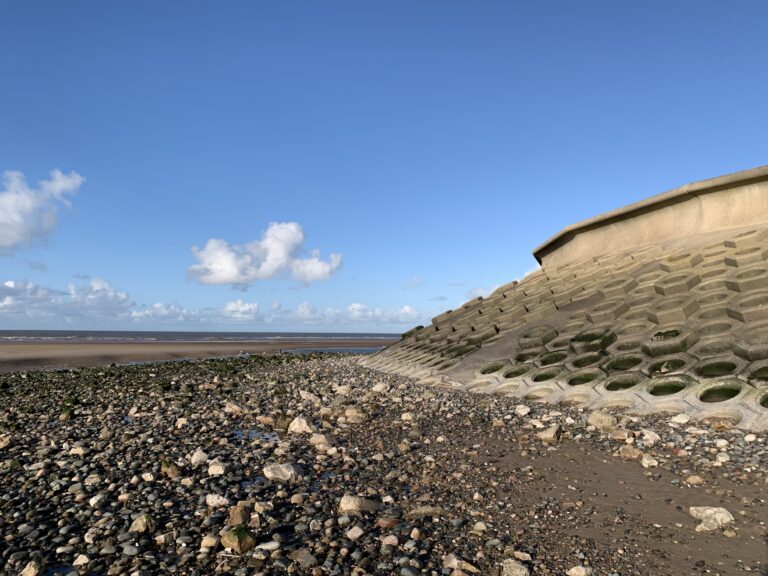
<box><xmin>642</xmin><ymin>328</ymin><xmax>699</xmax><ymax>357</ymax></box>
<box><xmin>587</xmin><ymin>300</ymin><xmax>629</xmax><ymax>323</ymax></box>
<box><xmin>643</xmin><ymin>353</ymin><xmax>696</xmax><ymax>377</ymax></box>
<box><xmin>734</xmin><ymin>323</ymin><xmax>768</xmax><ymax>361</ymax></box>
<box><xmin>690</xmin><ymin>355</ymin><xmax>747</xmax><ymax>380</ymax></box>
<box><xmin>518</xmin><ymin>325</ymin><xmax>557</xmax><ymax>349</ymax></box>
<box><xmin>648</xmin><ymin>298</ymin><xmax>699</xmax><ymax>325</ymax></box>
<box><xmin>724</xmin><ymin>267</ymin><xmax>768</xmax><ymax>293</ymax></box>
<box><xmin>727</xmin><ymin>291</ymin><xmax>768</xmax><ymax>322</ymax></box>
<box><xmin>653</xmin><ymin>273</ymin><xmax>701</xmax><ymax>296</ymax></box>
<box><xmin>570</xmin><ymin>327</ymin><xmax>617</xmax><ymax>354</ymax></box>
<box><xmin>724</xmin><ymin>246</ymin><xmax>768</xmax><ymax>267</ymax></box>
<box><xmin>660</xmin><ymin>252</ymin><xmax>703</xmax><ymax>272</ymax></box>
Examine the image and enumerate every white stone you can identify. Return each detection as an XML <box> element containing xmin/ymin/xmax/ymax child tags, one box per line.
<box><xmin>501</xmin><ymin>558</ymin><xmax>530</xmax><ymax>576</ymax></box>
<box><xmin>689</xmin><ymin>506</ymin><xmax>734</xmax><ymax>532</ymax></box>
<box><xmin>89</xmin><ymin>493</ymin><xmax>106</xmax><ymax>508</ymax></box>
<box><xmin>587</xmin><ymin>411</ymin><xmax>617</xmax><ymax>432</ymax></box>
<box><xmin>190</xmin><ymin>448</ymin><xmax>208</xmax><ymax>466</ymax></box>
<box><xmin>641</xmin><ymin>454</ymin><xmax>659</xmax><ymax>468</ymax></box>
<box><xmin>287</xmin><ymin>416</ymin><xmax>315</xmax><ymax>434</ymax></box>
<box><xmin>73</xmin><ymin>554</ymin><xmax>90</xmax><ymax>567</ymax></box>
<box><xmin>346</xmin><ymin>526</ymin><xmax>365</xmax><ymax>541</ymax></box>
<box><xmin>263</xmin><ymin>463</ymin><xmax>303</xmax><ymax>483</ymax></box>
<box><xmin>339</xmin><ymin>494</ymin><xmax>380</xmax><ymax>515</ymax></box>
<box><xmin>443</xmin><ymin>554</ymin><xmax>480</xmax><ymax>574</ymax></box>
<box><xmin>514</xmin><ymin>405</ymin><xmax>531</xmax><ymax>417</ymax></box>
<box><xmin>671</xmin><ymin>413</ymin><xmax>690</xmax><ymax>424</ymax></box>
<box><xmin>566</xmin><ymin>567</ymin><xmax>593</xmax><ymax>576</ymax></box>
<box><xmin>205</xmin><ymin>494</ymin><xmax>230</xmax><ymax>508</ymax></box>
<box><xmin>208</xmin><ymin>460</ymin><xmax>227</xmax><ymax>476</ymax></box>
<box><xmin>640</xmin><ymin>429</ymin><xmax>661</xmax><ymax>445</ymax></box>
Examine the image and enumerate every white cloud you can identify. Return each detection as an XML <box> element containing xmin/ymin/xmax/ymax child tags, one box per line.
<box><xmin>189</xmin><ymin>222</ymin><xmax>342</xmax><ymax>288</ymax></box>
<box><xmin>290</xmin><ymin>301</ymin><xmax>425</xmax><ymax>326</ymax></box>
<box><xmin>0</xmin><ymin>276</ymin><xmax>426</xmax><ymax>330</ymax></box>
<box><xmin>0</xmin><ymin>169</ymin><xmax>84</xmax><ymax>253</ymax></box>
<box><xmin>0</xmin><ymin>278</ymin><xmax>133</xmax><ymax>321</ymax></box>
<box><xmin>221</xmin><ymin>299</ymin><xmax>259</xmax><ymax>321</ymax></box>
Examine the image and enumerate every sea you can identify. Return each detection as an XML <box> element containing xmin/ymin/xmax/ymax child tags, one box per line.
<box><xmin>0</xmin><ymin>330</ymin><xmax>398</xmax><ymax>354</ymax></box>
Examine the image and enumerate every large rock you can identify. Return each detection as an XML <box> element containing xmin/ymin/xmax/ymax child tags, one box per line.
<box><xmin>587</xmin><ymin>411</ymin><xmax>617</xmax><ymax>432</ymax></box>
<box><xmin>338</xmin><ymin>494</ymin><xmax>380</xmax><ymax>516</ymax></box>
<box><xmin>500</xmin><ymin>558</ymin><xmax>530</xmax><ymax>576</ymax></box>
<box><xmin>221</xmin><ymin>527</ymin><xmax>256</xmax><ymax>554</ymax></box>
<box><xmin>287</xmin><ymin>416</ymin><xmax>315</xmax><ymax>434</ymax></box>
<box><xmin>689</xmin><ymin>506</ymin><xmax>734</xmax><ymax>532</ymax></box>
<box><xmin>129</xmin><ymin>513</ymin><xmax>155</xmax><ymax>533</ymax></box>
<box><xmin>263</xmin><ymin>463</ymin><xmax>303</xmax><ymax>483</ymax></box>
<box><xmin>443</xmin><ymin>553</ymin><xmax>479</xmax><ymax>574</ymax></box>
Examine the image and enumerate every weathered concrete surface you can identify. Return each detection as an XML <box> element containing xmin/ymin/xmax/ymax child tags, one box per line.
<box><xmin>534</xmin><ymin>165</ymin><xmax>768</xmax><ymax>267</ymax></box>
<box><xmin>363</xmin><ymin>166</ymin><xmax>768</xmax><ymax>431</ymax></box>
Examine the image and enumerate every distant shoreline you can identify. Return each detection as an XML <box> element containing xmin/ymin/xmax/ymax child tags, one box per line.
<box><xmin>0</xmin><ymin>339</ymin><xmax>396</xmax><ymax>373</ymax></box>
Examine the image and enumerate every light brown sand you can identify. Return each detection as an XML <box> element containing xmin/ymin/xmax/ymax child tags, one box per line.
<box><xmin>0</xmin><ymin>339</ymin><xmax>394</xmax><ymax>372</ymax></box>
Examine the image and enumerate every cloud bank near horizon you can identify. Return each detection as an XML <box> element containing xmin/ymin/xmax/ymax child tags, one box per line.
<box><xmin>0</xmin><ymin>276</ymin><xmax>425</xmax><ymax>329</ymax></box>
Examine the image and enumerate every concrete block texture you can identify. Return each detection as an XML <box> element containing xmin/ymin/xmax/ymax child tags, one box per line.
<box><xmin>361</xmin><ymin>166</ymin><xmax>768</xmax><ymax>431</ymax></box>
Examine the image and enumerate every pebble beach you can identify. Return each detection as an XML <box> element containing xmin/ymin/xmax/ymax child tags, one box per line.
<box><xmin>0</xmin><ymin>354</ymin><xmax>765</xmax><ymax>576</ymax></box>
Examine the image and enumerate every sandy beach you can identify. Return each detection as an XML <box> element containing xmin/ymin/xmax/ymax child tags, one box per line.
<box><xmin>0</xmin><ymin>339</ymin><xmax>394</xmax><ymax>372</ymax></box>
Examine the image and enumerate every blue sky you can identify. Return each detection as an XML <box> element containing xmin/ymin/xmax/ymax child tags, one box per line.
<box><xmin>1</xmin><ymin>1</ymin><xmax>767</xmax><ymax>332</ymax></box>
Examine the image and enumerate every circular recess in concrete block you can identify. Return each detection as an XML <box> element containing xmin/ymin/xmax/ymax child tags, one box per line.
<box><xmin>503</xmin><ymin>364</ymin><xmax>534</xmax><ymax>379</ymax></box>
<box><xmin>570</xmin><ymin>327</ymin><xmax>616</xmax><ymax>353</ymax></box>
<box><xmin>693</xmin><ymin>360</ymin><xmax>738</xmax><ymax>378</ymax></box>
<box><xmin>700</xmin><ymin>268</ymin><xmax>728</xmax><ymax>281</ymax></box>
<box><xmin>618</xmin><ymin>322</ymin><xmax>652</xmax><ymax>336</ymax></box>
<box><xmin>747</xmin><ymin>364</ymin><xmax>768</xmax><ymax>383</ymax></box>
<box><xmin>559</xmin><ymin>393</ymin><xmax>592</xmax><ymax>406</ymax></box>
<box><xmin>570</xmin><ymin>352</ymin><xmax>605</xmax><ymax>369</ymax></box>
<box><xmin>604</xmin><ymin>372</ymin><xmax>645</xmax><ymax>391</ymax></box>
<box><xmin>539</xmin><ymin>351</ymin><xmax>569</xmax><ymax>366</ymax></box>
<box><xmin>690</xmin><ymin>338</ymin><xmax>733</xmax><ymax>357</ymax></box>
<box><xmin>480</xmin><ymin>362</ymin><xmax>506</xmax><ymax>375</ymax></box>
<box><xmin>699</xmin><ymin>322</ymin><xmax>733</xmax><ymax>336</ymax></box>
<box><xmin>648</xmin><ymin>378</ymin><xmax>689</xmax><ymax>396</ymax></box>
<box><xmin>699</xmin><ymin>291</ymin><xmax>729</xmax><ymax>305</ymax></box>
<box><xmin>613</xmin><ymin>339</ymin><xmax>643</xmax><ymax>352</ymax></box>
<box><xmin>525</xmin><ymin>387</ymin><xmax>554</xmax><ymax>400</ymax></box>
<box><xmin>604</xmin><ymin>354</ymin><xmax>644</xmax><ymax>372</ymax></box>
<box><xmin>467</xmin><ymin>380</ymin><xmax>496</xmax><ymax>393</ymax></box>
<box><xmin>647</xmin><ymin>355</ymin><xmax>689</xmax><ymax>377</ymax></box>
<box><xmin>530</xmin><ymin>366</ymin><xmax>565</xmax><ymax>382</ymax></box>
<box><xmin>642</xmin><ymin>327</ymin><xmax>698</xmax><ymax>357</ymax></box>
<box><xmin>495</xmin><ymin>381</ymin><xmax>521</xmax><ymax>395</ymax></box>
<box><xmin>515</xmin><ymin>349</ymin><xmax>542</xmax><ymax>362</ymax></box>
<box><xmin>697</xmin><ymin>307</ymin><xmax>729</xmax><ymax>321</ymax></box>
<box><xmin>760</xmin><ymin>393</ymin><xmax>768</xmax><ymax>409</ymax></box>
<box><xmin>547</xmin><ymin>336</ymin><xmax>573</xmax><ymax>350</ymax></box>
<box><xmin>698</xmin><ymin>381</ymin><xmax>743</xmax><ymax>403</ymax></box>
<box><xmin>519</xmin><ymin>325</ymin><xmax>557</xmax><ymax>347</ymax></box>
<box><xmin>567</xmin><ymin>369</ymin><xmax>603</xmax><ymax>386</ymax></box>
<box><xmin>622</xmin><ymin>308</ymin><xmax>651</xmax><ymax>322</ymax></box>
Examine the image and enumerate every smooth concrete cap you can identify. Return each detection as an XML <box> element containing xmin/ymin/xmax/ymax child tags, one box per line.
<box><xmin>534</xmin><ymin>165</ymin><xmax>768</xmax><ymax>266</ymax></box>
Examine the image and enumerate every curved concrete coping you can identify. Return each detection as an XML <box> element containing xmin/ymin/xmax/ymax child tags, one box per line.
<box><xmin>534</xmin><ymin>164</ymin><xmax>768</xmax><ymax>267</ymax></box>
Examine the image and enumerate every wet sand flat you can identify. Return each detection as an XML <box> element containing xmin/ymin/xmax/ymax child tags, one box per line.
<box><xmin>0</xmin><ymin>339</ymin><xmax>394</xmax><ymax>372</ymax></box>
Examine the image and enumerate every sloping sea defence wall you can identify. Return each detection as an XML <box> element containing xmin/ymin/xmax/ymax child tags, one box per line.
<box><xmin>362</xmin><ymin>166</ymin><xmax>768</xmax><ymax>431</ymax></box>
